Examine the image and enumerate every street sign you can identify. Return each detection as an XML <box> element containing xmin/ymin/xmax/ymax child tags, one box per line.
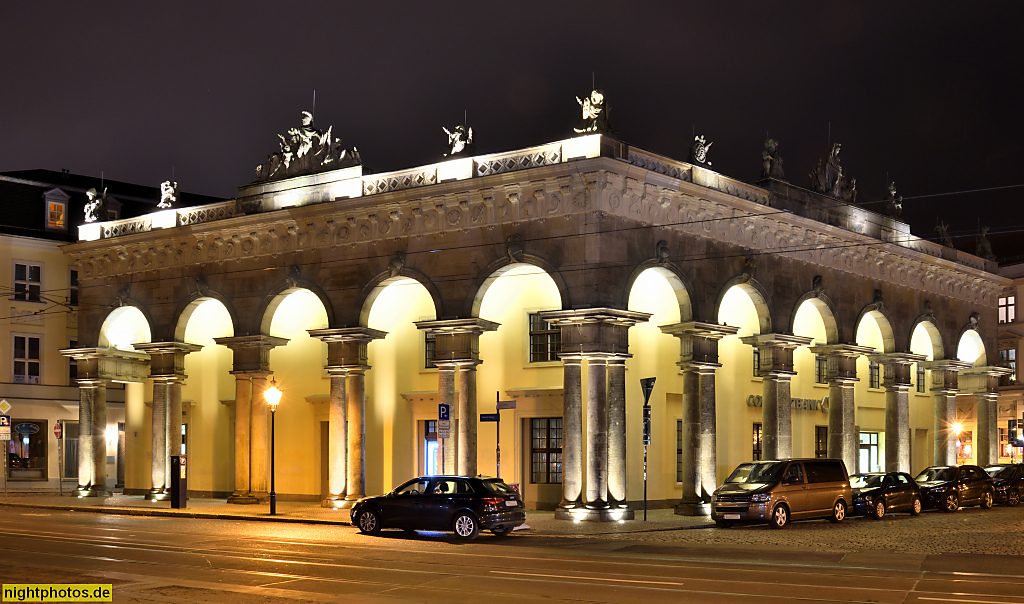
<box><xmin>642</xmin><ymin>405</ymin><xmax>652</xmax><ymax>445</ymax></box>
<box><xmin>54</xmin><ymin>422</ymin><xmax>63</xmax><ymax>440</ymax></box>
<box><xmin>0</xmin><ymin>415</ymin><xmax>9</xmax><ymax>441</ymax></box>
<box><xmin>640</xmin><ymin>377</ymin><xmax>656</xmax><ymax>405</ymax></box>
<box><xmin>438</xmin><ymin>429</ymin><xmax>450</xmax><ymax>439</ymax></box>
<box><xmin>0</xmin><ymin>399</ymin><xmax>10</xmax><ymax>414</ymax></box>
<box><xmin>496</xmin><ymin>399</ymin><xmax>516</xmax><ymax>410</ymax></box>
<box><xmin>438</xmin><ymin>403</ymin><xmax>450</xmax><ymax>421</ymax></box>
<box><xmin>438</xmin><ymin>419</ymin><xmax>450</xmax><ymax>431</ymax></box>
<box><xmin>480</xmin><ymin>413</ymin><xmax>500</xmax><ymax>422</ymax></box>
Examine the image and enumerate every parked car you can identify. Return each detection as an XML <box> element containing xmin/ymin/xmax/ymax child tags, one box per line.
<box><xmin>850</xmin><ymin>472</ymin><xmax>922</xmax><ymax>518</ymax></box>
<box><xmin>711</xmin><ymin>458</ymin><xmax>851</xmax><ymax>529</ymax></box>
<box><xmin>350</xmin><ymin>475</ymin><xmax>525</xmax><ymax>540</ymax></box>
<box><xmin>983</xmin><ymin>463</ymin><xmax>1024</xmax><ymax>506</ymax></box>
<box><xmin>914</xmin><ymin>465</ymin><xmax>995</xmax><ymax>512</ymax></box>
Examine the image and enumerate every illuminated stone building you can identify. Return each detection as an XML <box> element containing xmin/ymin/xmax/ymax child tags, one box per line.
<box><xmin>62</xmin><ymin>127</ymin><xmax>1009</xmax><ymax>517</ymax></box>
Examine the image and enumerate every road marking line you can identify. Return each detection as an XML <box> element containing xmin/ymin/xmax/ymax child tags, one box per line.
<box><xmin>919</xmin><ymin>598</ymin><xmax>1024</xmax><ymax>604</ymax></box>
<box><xmin>491</xmin><ymin>570</ymin><xmax>685</xmax><ymax>586</ymax></box>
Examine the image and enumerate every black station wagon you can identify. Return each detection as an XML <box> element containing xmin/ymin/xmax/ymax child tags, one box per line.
<box><xmin>351</xmin><ymin>475</ymin><xmax>525</xmax><ymax>540</ymax></box>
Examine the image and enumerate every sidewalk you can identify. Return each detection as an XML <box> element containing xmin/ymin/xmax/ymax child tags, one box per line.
<box><xmin>0</xmin><ymin>492</ymin><xmax>714</xmax><ymax>535</ymax></box>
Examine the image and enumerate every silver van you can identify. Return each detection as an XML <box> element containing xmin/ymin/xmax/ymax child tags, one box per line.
<box><xmin>711</xmin><ymin>458</ymin><xmax>852</xmax><ymax>528</ymax></box>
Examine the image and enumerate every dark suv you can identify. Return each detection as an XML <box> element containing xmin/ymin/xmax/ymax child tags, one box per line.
<box><xmin>914</xmin><ymin>465</ymin><xmax>995</xmax><ymax>512</ymax></box>
<box><xmin>984</xmin><ymin>464</ymin><xmax>1024</xmax><ymax>506</ymax></box>
<box><xmin>351</xmin><ymin>475</ymin><xmax>525</xmax><ymax>540</ymax></box>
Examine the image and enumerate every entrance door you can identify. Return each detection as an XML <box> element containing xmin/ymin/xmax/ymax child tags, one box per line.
<box><xmin>859</xmin><ymin>432</ymin><xmax>881</xmax><ymax>473</ymax></box>
<box><xmin>423</xmin><ymin>420</ymin><xmax>438</xmax><ymax>476</ymax></box>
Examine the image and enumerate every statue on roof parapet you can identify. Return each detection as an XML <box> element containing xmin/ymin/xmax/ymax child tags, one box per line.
<box><xmin>84</xmin><ymin>187</ymin><xmax>108</xmax><ymax>223</ymax></box>
<box><xmin>976</xmin><ymin>226</ymin><xmax>996</xmax><ymax>261</ymax></box>
<box><xmin>443</xmin><ymin>125</ymin><xmax>475</xmax><ymax>157</ymax></box>
<box><xmin>690</xmin><ymin>135</ymin><xmax>713</xmax><ymax>167</ymax></box>
<box><xmin>934</xmin><ymin>220</ymin><xmax>954</xmax><ymax>248</ymax></box>
<box><xmin>809</xmin><ymin>143</ymin><xmax>856</xmax><ymax>201</ymax></box>
<box><xmin>254</xmin><ymin>111</ymin><xmax>361</xmax><ymax>182</ymax></box>
<box><xmin>573</xmin><ymin>89</ymin><xmax>613</xmax><ymax>135</ymax></box>
<box><xmin>761</xmin><ymin>137</ymin><xmax>785</xmax><ymax>179</ymax></box>
<box><xmin>158</xmin><ymin>181</ymin><xmax>178</xmax><ymax>209</ymax></box>
<box><xmin>885</xmin><ymin>181</ymin><xmax>902</xmax><ymax>219</ymax></box>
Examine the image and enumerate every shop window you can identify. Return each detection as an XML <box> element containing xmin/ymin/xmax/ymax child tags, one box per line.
<box><xmin>752</xmin><ymin>347</ymin><xmax>762</xmax><ymax>378</ymax></box>
<box><xmin>69</xmin><ymin>269</ymin><xmax>79</xmax><ymax>306</ymax></box>
<box><xmin>7</xmin><ymin>419</ymin><xmax>47</xmax><ymax>481</ymax></box>
<box><xmin>815</xmin><ymin>355</ymin><xmax>828</xmax><ymax>384</ymax></box>
<box><xmin>528</xmin><ymin>314</ymin><xmax>561</xmax><ymax>362</ymax></box>
<box><xmin>752</xmin><ymin>422</ymin><xmax>762</xmax><ymax>461</ymax></box>
<box><xmin>858</xmin><ymin>431</ymin><xmax>881</xmax><ymax>473</ymax></box>
<box><xmin>999</xmin><ymin>296</ymin><xmax>1016</xmax><ymax>324</ymax></box>
<box><xmin>13</xmin><ymin>334</ymin><xmax>41</xmax><ymax>384</ymax></box>
<box><xmin>1000</xmin><ymin>427</ymin><xmax>1010</xmax><ymax>458</ymax></box>
<box><xmin>424</xmin><ymin>420</ymin><xmax>439</xmax><ymax>475</ymax></box>
<box><xmin>868</xmin><ymin>361</ymin><xmax>880</xmax><ymax>389</ymax></box>
<box><xmin>815</xmin><ymin>426</ymin><xmax>828</xmax><ymax>458</ymax></box>
<box><xmin>916</xmin><ymin>364</ymin><xmax>926</xmax><ymax>393</ymax></box>
<box><xmin>676</xmin><ymin>420</ymin><xmax>683</xmax><ymax>482</ymax></box>
<box><xmin>62</xmin><ymin>421</ymin><xmax>79</xmax><ymax>480</ymax></box>
<box><xmin>530</xmin><ymin>417</ymin><xmax>562</xmax><ymax>484</ymax></box>
<box><xmin>13</xmin><ymin>262</ymin><xmax>42</xmax><ymax>302</ymax></box>
<box><xmin>999</xmin><ymin>348</ymin><xmax>1017</xmax><ymax>386</ymax></box>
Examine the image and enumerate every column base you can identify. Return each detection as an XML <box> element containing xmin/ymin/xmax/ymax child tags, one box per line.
<box><xmin>321</xmin><ymin>497</ymin><xmax>348</xmax><ymax>509</ymax></box>
<box><xmin>76</xmin><ymin>486</ymin><xmax>111</xmax><ymax>498</ymax></box>
<box><xmin>227</xmin><ymin>494</ymin><xmax>261</xmax><ymax>504</ymax></box>
<box><xmin>144</xmin><ymin>488</ymin><xmax>170</xmax><ymax>501</ymax></box>
<box><xmin>674</xmin><ymin>501</ymin><xmax>710</xmax><ymax>516</ymax></box>
<box><xmin>555</xmin><ymin>505</ymin><xmax>634</xmax><ymax>522</ymax></box>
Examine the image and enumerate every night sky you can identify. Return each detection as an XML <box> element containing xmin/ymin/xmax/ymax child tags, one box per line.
<box><xmin>3</xmin><ymin>2</ymin><xmax>1022</xmax><ymax>254</ymax></box>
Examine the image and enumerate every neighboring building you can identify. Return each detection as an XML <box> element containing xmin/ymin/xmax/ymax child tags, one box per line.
<box><xmin>996</xmin><ymin>261</ymin><xmax>1024</xmax><ymax>460</ymax></box>
<box><xmin>61</xmin><ymin>114</ymin><xmax>1007</xmax><ymax>518</ymax></box>
<box><xmin>0</xmin><ymin>170</ymin><xmax>222</xmax><ymax>492</ymax></box>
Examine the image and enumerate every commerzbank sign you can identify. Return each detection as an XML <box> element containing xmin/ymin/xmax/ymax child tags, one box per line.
<box><xmin>746</xmin><ymin>394</ymin><xmax>829</xmax><ymax>414</ymax></box>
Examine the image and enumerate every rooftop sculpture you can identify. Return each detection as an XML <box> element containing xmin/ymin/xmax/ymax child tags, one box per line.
<box><xmin>573</xmin><ymin>89</ymin><xmax>613</xmax><ymax>135</ymax></box>
<box><xmin>809</xmin><ymin>143</ymin><xmax>856</xmax><ymax>202</ymax></box>
<box><xmin>885</xmin><ymin>181</ymin><xmax>902</xmax><ymax>219</ymax></box>
<box><xmin>84</xmin><ymin>187</ymin><xmax>107</xmax><ymax>223</ymax></box>
<box><xmin>976</xmin><ymin>226</ymin><xmax>996</xmax><ymax>261</ymax></box>
<box><xmin>443</xmin><ymin>125</ymin><xmax>475</xmax><ymax>157</ymax></box>
<box><xmin>689</xmin><ymin>135</ymin><xmax>713</xmax><ymax>167</ymax></box>
<box><xmin>254</xmin><ymin>111</ymin><xmax>361</xmax><ymax>182</ymax></box>
<box><xmin>158</xmin><ymin>180</ymin><xmax>178</xmax><ymax>209</ymax></box>
<box><xmin>761</xmin><ymin>138</ymin><xmax>785</xmax><ymax>179</ymax></box>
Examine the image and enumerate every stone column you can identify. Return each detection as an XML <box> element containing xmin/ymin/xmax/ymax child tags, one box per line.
<box><xmin>437</xmin><ymin>362</ymin><xmax>457</xmax><ymax>473</ymax></box>
<box><xmin>606</xmin><ymin>357</ymin><xmax>627</xmax><ymax>507</ymax></box>
<box><xmin>959</xmin><ymin>366</ymin><xmax>1013</xmax><ymax>467</ymax></box>
<box><xmin>872</xmin><ymin>353</ymin><xmax>924</xmax><ymax>473</ymax></box>
<box><xmin>345</xmin><ymin>368</ymin><xmax>367</xmax><ymax>503</ymax></box>
<box><xmin>147</xmin><ymin>381</ymin><xmax>169</xmax><ymax>500</ymax></box>
<box><xmin>308</xmin><ymin>327</ymin><xmax>386</xmax><ymax>508</ymax></box>
<box><xmin>228</xmin><ymin>373</ymin><xmax>255</xmax><ymax>503</ymax></box>
<box><xmin>557</xmin><ymin>355</ymin><xmax>583</xmax><ymax>513</ymax></box>
<box><xmin>586</xmin><ymin>356</ymin><xmax>609</xmax><ymax>508</ymax></box>
<box><xmin>923</xmin><ymin>360</ymin><xmax>972</xmax><ymax>466</ymax></box>
<box><xmin>698</xmin><ymin>366</ymin><xmax>719</xmax><ymax>501</ymax></box>
<box><xmin>167</xmin><ymin>381</ymin><xmax>182</xmax><ymax>475</ymax></box>
<box><xmin>812</xmin><ymin>345</ymin><xmax>873</xmax><ymax>473</ymax></box>
<box><xmin>250</xmin><ymin>372</ymin><xmax>270</xmax><ymax>501</ymax></box>
<box><xmin>677</xmin><ymin>367</ymin><xmax>701</xmax><ymax>513</ymax></box>
<box><xmin>457</xmin><ymin>361</ymin><xmax>480</xmax><ymax>477</ymax></box>
<box><xmin>91</xmin><ymin>382</ymin><xmax>108</xmax><ymax>496</ymax></box>
<box><xmin>743</xmin><ymin>334</ymin><xmax>812</xmax><ymax>460</ymax></box>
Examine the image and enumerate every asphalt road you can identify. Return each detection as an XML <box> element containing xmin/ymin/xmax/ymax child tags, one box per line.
<box><xmin>3</xmin><ymin>507</ymin><xmax>1024</xmax><ymax>603</ymax></box>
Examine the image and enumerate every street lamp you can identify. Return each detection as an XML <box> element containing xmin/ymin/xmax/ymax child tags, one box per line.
<box><xmin>265</xmin><ymin>378</ymin><xmax>282</xmax><ymax>515</ymax></box>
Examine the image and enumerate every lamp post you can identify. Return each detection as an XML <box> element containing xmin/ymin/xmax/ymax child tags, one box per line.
<box><xmin>265</xmin><ymin>378</ymin><xmax>282</xmax><ymax>515</ymax></box>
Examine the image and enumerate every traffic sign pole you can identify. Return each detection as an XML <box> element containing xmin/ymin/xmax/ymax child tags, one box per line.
<box><xmin>56</xmin><ymin>421</ymin><xmax>63</xmax><ymax>497</ymax></box>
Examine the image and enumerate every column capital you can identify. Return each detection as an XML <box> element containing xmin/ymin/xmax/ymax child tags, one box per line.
<box><xmin>740</xmin><ymin>333</ymin><xmax>813</xmax><ymax>376</ymax></box>
<box><xmin>416</xmin><ymin>318</ymin><xmax>499</xmax><ymax>364</ymax></box>
<box><xmin>60</xmin><ymin>346</ymin><xmax>150</xmax><ymax>383</ymax></box>
<box><xmin>959</xmin><ymin>365</ymin><xmax>1013</xmax><ymax>394</ymax></box>
<box><xmin>921</xmin><ymin>359</ymin><xmax>973</xmax><ymax>393</ymax></box>
<box><xmin>662</xmin><ymin>321</ymin><xmax>739</xmax><ymax>369</ymax></box>
<box><xmin>867</xmin><ymin>352</ymin><xmax>927</xmax><ymax>390</ymax></box>
<box><xmin>539</xmin><ymin>307</ymin><xmax>651</xmax><ymax>328</ymax></box>
<box><xmin>540</xmin><ymin>308</ymin><xmax>650</xmax><ymax>357</ymax></box>
<box><xmin>134</xmin><ymin>341</ymin><xmax>203</xmax><ymax>381</ymax></box>
<box><xmin>214</xmin><ymin>335</ymin><xmax>289</xmax><ymax>373</ymax></box>
<box><xmin>309</xmin><ymin>327</ymin><xmax>387</xmax><ymax>370</ymax></box>
<box><xmin>810</xmin><ymin>344</ymin><xmax>876</xmax><ymax>384</ymax></box>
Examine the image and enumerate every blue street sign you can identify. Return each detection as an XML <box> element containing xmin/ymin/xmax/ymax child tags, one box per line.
<box><xmin>439</xmin><ymin>404</ymin><xmax>450</xmax><ymax>421</ymax></box>
<box><xmin>479</xmin><ymin>413</ymin><xmax>500</xmax><ymax>422</ymax></box>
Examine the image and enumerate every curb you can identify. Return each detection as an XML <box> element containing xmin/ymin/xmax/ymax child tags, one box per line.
<box><xmin>0</xmin><ymin>501</ymin><xmax>352</xmax><ymax>526</ymax></box>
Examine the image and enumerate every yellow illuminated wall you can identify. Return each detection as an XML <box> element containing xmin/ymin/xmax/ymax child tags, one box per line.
<box><xmin>717</xmin><ymin>286</ymin><xmax>764</xmax><ymax>482</ymax></box>
<box><xmin>98</xmin><ymin>307</ymin><xmax>151</xmax><ymax>351</ymax></box>
<box><xmin>855</xmin><ymin>313</ymin><xmax>889</xmax><ymax>471</ymax></box>
<box><xmin>790</xmin><ymin>301</ymin><xmax>830</xmax><ymax>458</ymax></box>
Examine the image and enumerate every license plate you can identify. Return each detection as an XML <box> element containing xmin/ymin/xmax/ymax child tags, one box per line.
<box><xmin>505</xmin><ymin>500</ymin><xmax>518</xmax><ymax>507</ymax></box>
<box><xmin>724</xmin><ymin>514</ymin><xmax>740</xmax><ymax>520</ymax></box>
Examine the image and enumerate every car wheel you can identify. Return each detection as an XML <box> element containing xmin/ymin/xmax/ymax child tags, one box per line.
<box><xmin>910</xmin><ymin>496</ymin><xmax>922</xmax><ymax>516</ymax></box>
<box><xmin>714</xmin><ymin>519</ymin><xmax>733</xmax><ymax>528</ymax></box>
<box><xmin>872</xmin><ymin>499</ymin><xmax>885</xmax><ymax>520</ymax></box>
<box><xmin>981</xmin><ymin>490</ymin><xmax>994</xmax><ymax>509</ymax></box>
<box><xmin>769</xmin><ymin>504</ymin><xmax>789</xmax><ymax>529</ymax></box>
<box><xmin>1009</xmin><ymin>489</ymin><xmax>1022</xmax><ymax>507</ymax></box>
<box><xmin>943</xmin><ymin>492</ymin><xmax>959</xmax><ymax>513</ymax></box>
<box><xmin>452</xmin><ymin>513</ymin><xmax>479</xmax><ymax>540</ymax></box>
<box><xmin>356</xmin><ymin>509</ymin><xmax>381</xmax><ymax>535</ymax></box>
<box><xmin>491</xmin><ymin>525</ymin><xmax>513</xmax><ymax>537</ymax></box>
<box><xmin>829</xmin><ymin>500</ymin><xmax>847</xmax><ymax>523</ymax></box>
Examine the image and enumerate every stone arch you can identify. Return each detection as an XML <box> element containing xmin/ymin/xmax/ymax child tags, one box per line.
<box><xmin>173</xmin><ymin>292</ymin><xmax>239</xmax><ymax>342</ymax></box>
<box><xmin>622</xmin><ymin>261</ymin><xmax>694</xmax><ymax>323</ymax></box>
<box><xmin>956</xmin><ymin>321</ymin><xmax>987</xmax><ymax>366</ymax></box>
<box><xmin>788</xmin><ymin>291</ymin><xmax>840</xmax><ymax>345</ymax></box>
<box><xmin>469</xmin><ymin>254</ymin><xmax>569</xmax><ymax>317</ymax></box>
<box><xmin>715</xmin><ymin>277</ymin><xmax>772</xmax><ymax>334</ymax></box>
<box><xmin>854</xmin><ymin>305</ymin><xmax>897</xmax><ymax>353</ymax></box>
<box><xmin>359</xmin><ymin>269</ymin><xmax>442</xmax><ymax>327</ymax></box>
<box><xmin>908</xmin><ymin>315</ymin><xmax>945</xmax><ymax>360</ymax></box>
<box><xmin>98</xmin><ymin>303</ymin><xmax>153</xmax><ymax>351</ymax></box>
<box><xmin>257</xmin><ymin>279</ymin><xmax>335</xmax><ymax>336</ymax></box>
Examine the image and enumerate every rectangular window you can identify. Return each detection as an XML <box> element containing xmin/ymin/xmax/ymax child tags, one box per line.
<box><xmin>61</xmin><ymin>421</ymin><xmax>79</xmax><ymax>480</ymax></box>
<box><xmin>528</xmin><ymin>314</ymin><xmax>561</xmax><ymax>363</ymax></box>
<box><xmin>815</xmin><ymin>355</ymin><xmax>828</xmax><ymax>384</ymax></box>
<box><xmin>869</xmin><ymin>361</ymin><xmax>880</xmax><ymax>389</ymax></box>
<box><xmin>999</xmin><ymin>348</ymin><xmax>1017</xmax><ymax>386</ymax></box>
<box><xmin>1000</xmin><ymin>427</ymin><xmax>1009</xmax><ymax>458</ymax></box>
<box><xmin>530</xmin><ymin>417</ymin><xmax>562</xmax><ymax>484</ymax></box>
<box><xmin>815</xmin><ymin>426</ymin><xmax>828</xmax><ymax>458</ymax></box>
<box><xmin>999</xmin><ymin>296</ymin><xmax>1016</xmax><ymax>323</ymax></box>
<box><xmin>424</xmin><ymin>332</ymin><xmax>436</xmax><ymax>369</ymax></box>
<box><xmin>859</xmin><ymin>431</ymin><xmax>881</xmax><ymax>473</ymax></box>
<box><xmin>13</xmin><ymin>334</ymin><xmax>41</xmax><ymax>384</ymax></box>
<box><xmin>752</xmin><ymin>422</ymin><xmax>762</xmax><ymax>461</ymax></box>
<box><xmin>752</xmin><ymin>347</ymin><xmax>762</xmax><ymax>378</ymax></box>
<box><xmin>916</xmin><ymin>364</ymin><xmax>926</xmax><ymax>393</ymax></box>
<box><xmin>7</xmin><ymin>419</ymin><xmax>47</xmax><ymax>481</ymax></box>
<box><xmin>69</xmin><ymin>269</ymin><xmax>79</xmax><ymax>306</ymax></box>
<box><xmin>676</xmin><ymin>420</ymin><xmax>683</xmax><ymax>482</ymax></box>
<box><xmin>47</xmin><ymin>201</ymin><xmax>66</xmax><ymax>229</ymax></box>
<box><xmin>13</xmin><ymin>262</ymin><xmax>42</xmax><ymax>302</ymax></box>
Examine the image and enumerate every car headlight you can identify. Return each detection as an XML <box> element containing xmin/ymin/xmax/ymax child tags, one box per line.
<box><xmin>751</xmin><ymin>493</ymin><xmax>771</xmax><ymax>502</ymax></box>
<box><xmin>857</xmin><ymin>495</ymin><xmax>872</xmax><ymax>504</ymax></box>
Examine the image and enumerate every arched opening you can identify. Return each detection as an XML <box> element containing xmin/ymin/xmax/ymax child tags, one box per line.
<box><xmin>854</xmin><ymin>311</ymin><xmax>894</xmax><ymax>473</ymax></box>
<box><xmin>910</xmin><ymin>321</ymin><xmax>941</xmax><ymax>397</ymax></box>
<box><xmin>957</xmin><ymin>330</ymin><xmax>987</xmax><ymax>366</ymax></box>
<box><xmin>99</xmin><ymin>306</ymin><xmax>151</xmax><ymax>351</ymax></box>
<box><xmin>791</xmin><ymin>300</ymin><xmax>832</xmax><ymax>458</ymax></box>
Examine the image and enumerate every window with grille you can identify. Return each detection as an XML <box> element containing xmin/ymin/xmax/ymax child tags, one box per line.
<box><xmin>752</xmin><ymin>422</ymin><xmax>762</xmax><ymax>461</ymax></box>
<box><xmin>917</xmin><ymin>364</ymin><xmax>926</xmax><ymax>393</ymax></box>
<box><xmin>752</xmin><ymin>347</ymin><xmax>762</xmax><ymax>378</ymax></box>
<box><xmin>530</xmin><ymin>418</ymin><xmax>562</xmax><ymax>484</ymax></box>
<box><xmin>1000</xmin><ymin>296</ymin><xmax>1016</xmax><ymax>324</ymax></box>
<box><xmin>815</xmin><ymin>355</ymin><xmax>828</xmax><ymax>384</ymax></box>
<box><xmin>529</xmin><ymin>314</ymin><xmax>560</xmax><ymax>362</ymax></box>
<box><xmin>13</xmin><ymin>334</ymin><xmax>41</xmax><ymax>384</ymax></box>
<box><xmin>815</xmin><ymin>426</ymin><xmax>828</xmax><ymax>458</ymax></box>
<box><xmin>869</xmin><ymin>361</ymin><xmax>880</xmax><ymax>388</ymax></box>
<box><xmin>13</xmin><ymin>262</ymin><xmax>42</xmax><ymax>302</ymax></box>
